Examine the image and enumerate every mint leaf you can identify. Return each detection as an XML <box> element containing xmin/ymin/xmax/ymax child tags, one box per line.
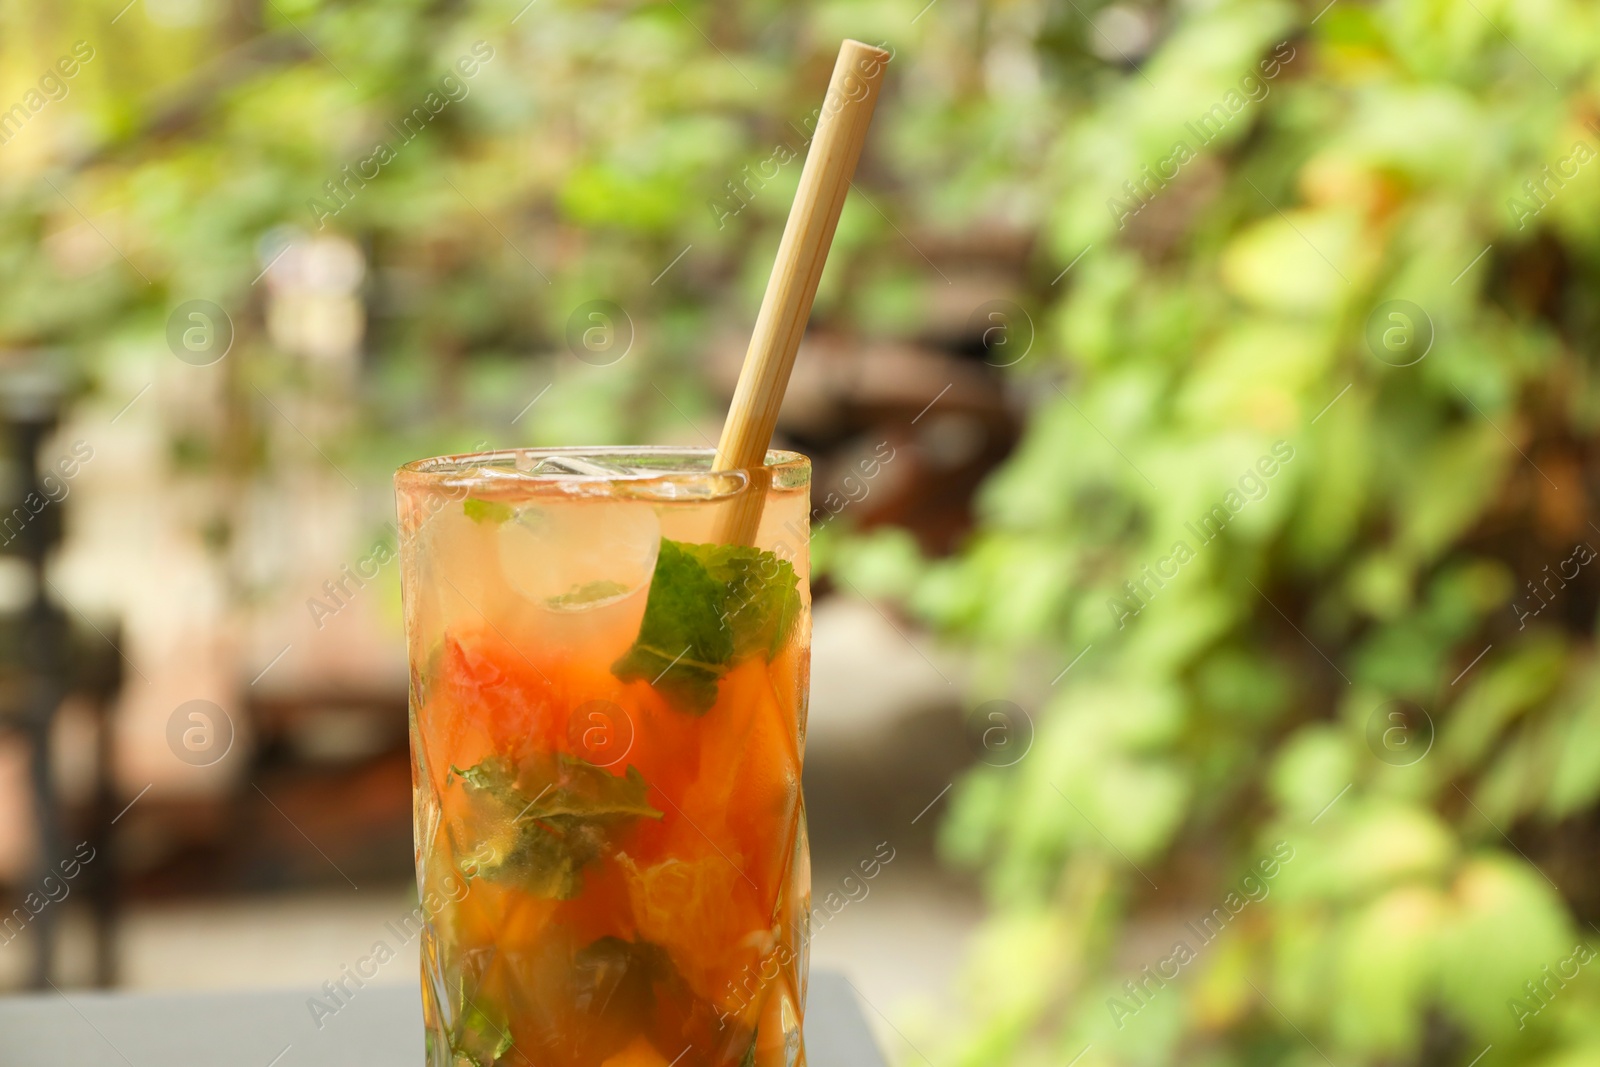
<box><xmin>451</xmin><ymin>754</ymin><xmax>662</xmax><ymax>899</ymax></box>
<box><xmin>569</xmin><ymin>936</ymin><xmax>664</xmax><ymax>1035</ymax></box>
<box><xmin>611</xmin><ymin>540</ymin><xmax>733</xmax><ymax>714</ymax></box>
<box><xmin>545</xmin><ymin>578</ymin><xmax>631</xmax><ymax>611</ymax></box>
<box><xmin>463</xmin><ymin>497</ymin><xmax>513</xmax><ymax>524</ymax></box>
<box><xmin>611</xmin><ymin>539</ymin><xmax>802</xmax><ymax>715</ymax></box>
<box><xmin>450</xmin><ymin>980</ymin><xmax>514</xmax><ymax>1067</ymax></box>
<box><xmin>715</xmin><ymin>552</ymin><xmax>803</xmax><ymax>662</ymax></box>
<box><xmin>741</xmin><ymin>1035</ymin><xmax>758</xmax><ymax>1067</ymax></box>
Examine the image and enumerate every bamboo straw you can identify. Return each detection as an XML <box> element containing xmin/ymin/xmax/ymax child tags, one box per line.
<box><xmin>713</xmin><ymin>39</ymin><xmax>890</xmax><ymax>546</ymax></box>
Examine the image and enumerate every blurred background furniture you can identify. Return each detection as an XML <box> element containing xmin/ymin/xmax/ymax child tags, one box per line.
<box><xmin>0</xmin><ymin>361</ymin><xmax>123</xmax><ymax>989</ymax></box>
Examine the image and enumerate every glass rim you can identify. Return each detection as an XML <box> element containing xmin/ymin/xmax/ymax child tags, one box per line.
<box><xmin>394</xmin><ymin>445</ymin><xmax>808</xmax><ymax>489</ymax></box>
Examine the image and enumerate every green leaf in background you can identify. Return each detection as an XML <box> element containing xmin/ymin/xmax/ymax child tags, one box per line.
<box><xmin>1331</xmin><ymin>886</ymin><xmax>1443</xmax><ymax>1053</ymax></box>
<box><xmin>1435</xmin><ymin>857</ymin><xmax>1575</xmax><ymax>1040</ymax></box>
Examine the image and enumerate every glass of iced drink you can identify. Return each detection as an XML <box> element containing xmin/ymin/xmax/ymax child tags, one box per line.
<box><xmin>394</xmin><ymin>448</ymin><xmax>811</xmax><ymax>1067</ymax></box>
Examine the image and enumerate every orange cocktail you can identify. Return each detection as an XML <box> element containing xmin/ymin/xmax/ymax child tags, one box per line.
<box><xmin>395</xmin><ymin>448</ymin><xmax>811</xmax><ymax>1067</ymax></box>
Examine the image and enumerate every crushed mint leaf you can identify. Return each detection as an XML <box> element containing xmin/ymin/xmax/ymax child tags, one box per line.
<box><xmin>463</xmin><ymin>498</ymin><xmax>513</xmax><ymax>524</ymax></box>
<box><xmin>451</xmin><ymin>754</ymin><xmax>661</xmax><ymax>900</ymax></box>
<box><xmin>612</xmin><ymin>539</ymin><xmax>801</xmax><ymax>715</ymax></box>
<box><xmin>451</xmin><ymin>985</ymin><xmax>514</xmax><ymax>1067</ymax></box>
<box><xmin>545</xmin><ymin>579</ymin><xmax>631</xmax><ymax>611</ymax></box>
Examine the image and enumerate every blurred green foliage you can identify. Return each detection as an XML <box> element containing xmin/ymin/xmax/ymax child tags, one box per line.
<box><xmin>840</xmin><ymin>2</ymin><xmax>1600</xmax><ymax>1066</ymax></box>
<box><xmin>5</xmin><ymin>0</ymin><xmax>1600</xmax><ymax>1064</ymax></box>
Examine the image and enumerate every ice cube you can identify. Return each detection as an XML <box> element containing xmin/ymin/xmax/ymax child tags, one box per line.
<box><xmin>497</xmin><ymin>501</ymin><xmax>660</xmax><ymax>611</ymax></box>
<box><xmin>536</xmin><ymin>454</ymin><xmax>640</xmax><ymax>478</ymax></box>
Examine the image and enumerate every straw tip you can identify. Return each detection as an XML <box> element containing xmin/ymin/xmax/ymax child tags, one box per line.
<box><xmin>840</xmin><ymin>39</ymin><xmax>891</xmax><ymax>60</ymax></box>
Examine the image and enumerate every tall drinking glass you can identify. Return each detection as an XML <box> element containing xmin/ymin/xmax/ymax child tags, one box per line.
<box><xmin>395</xmin><ymin>448</ymin><xmax>812</xmax><ymax>1067</ymax></box>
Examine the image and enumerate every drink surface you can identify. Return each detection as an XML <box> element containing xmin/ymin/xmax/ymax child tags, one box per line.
<box><xmin>396</xmin><ymin>450</ymin><xmax>812</xmax><ymax>1067</ymax></box>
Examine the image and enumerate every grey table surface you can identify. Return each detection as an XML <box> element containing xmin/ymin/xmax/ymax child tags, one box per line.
<box><xmin>0</xmin><ymin>969</ymin><xmax>885</xmax><ymax>1066</ymax></box>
